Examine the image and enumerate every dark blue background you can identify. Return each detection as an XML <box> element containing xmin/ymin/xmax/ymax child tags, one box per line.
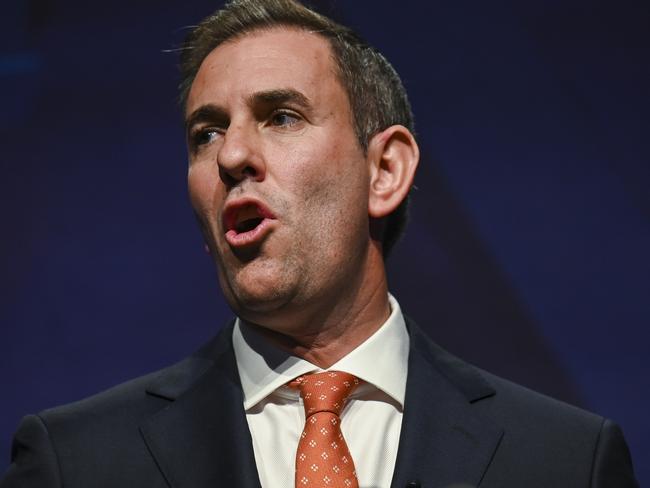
<box><xmin>2</xmin><ymin>0</ymin><xmax>648</xmax><ymax>483</ymax></box>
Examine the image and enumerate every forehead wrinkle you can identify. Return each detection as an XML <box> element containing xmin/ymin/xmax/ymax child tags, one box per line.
<box><xmin>188</xmin><ymin>27</ymin><xmax>351</xmax><ymax>131</ymax></box>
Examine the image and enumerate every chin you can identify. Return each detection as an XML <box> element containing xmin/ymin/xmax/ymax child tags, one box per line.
<box><xmin>219</xmin><ymin>264</ymin><xmax>299</xmax><ymax>319</ymax></box>
<box><xmin>232</xmin><ymin>287</ymin><xmax>291</xmax><ymax>313</ymax></box>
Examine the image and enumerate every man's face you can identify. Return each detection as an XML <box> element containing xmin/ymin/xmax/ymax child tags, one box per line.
<box><xmin>185</xmin><ymin>28</ymin><xmax>373</xmax><ymax>330</ymax></box>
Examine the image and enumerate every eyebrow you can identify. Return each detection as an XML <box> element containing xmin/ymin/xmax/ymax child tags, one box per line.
<box><xmin>185</xmin><ymin>88</ymin><xmax>312</xmax><ymax>133</ymax></box>
<box><xmin>184</xmin><ymin>104</ymin><xmax>227</xmax><ymax>135</ymax></box>
<box><xmin>246</xmin><ymin>88</ymin><xmax>311</xmax><ymax>110</ymax></box>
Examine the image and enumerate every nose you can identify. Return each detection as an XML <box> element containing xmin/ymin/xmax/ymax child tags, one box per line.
<box><xmin>217</xmin><ymin>123</ymin><xmax>266</xmax><ymax>187</ymax></box>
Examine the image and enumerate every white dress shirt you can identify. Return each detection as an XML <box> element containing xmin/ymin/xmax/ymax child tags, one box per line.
<box><xmin>232</xmin><ymin>295</ymin><xmax>409</xmax><ymax>488</ymax></box>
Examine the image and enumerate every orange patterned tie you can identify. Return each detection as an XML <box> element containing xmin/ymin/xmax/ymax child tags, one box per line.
<box><xmin>290</xmin><ymin>371</ymin><xmax>360</xmax><ymax>488</ymax></box>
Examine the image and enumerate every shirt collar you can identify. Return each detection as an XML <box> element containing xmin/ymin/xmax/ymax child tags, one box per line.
<box><xmin>232</xmin><ymin>294</ymin><xmax>409</xmax><ymax>411</ymax></box>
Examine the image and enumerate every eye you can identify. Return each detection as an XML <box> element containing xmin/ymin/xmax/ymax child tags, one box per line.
<box><xmin>192</xmin><ymin>127</ymin><xmax>221</xmax><ymax>147</ymax></box>
<box><xmin>270</xmin><ymin>110</ymin><xmax>301</xmax><ymax>128</ymax></box>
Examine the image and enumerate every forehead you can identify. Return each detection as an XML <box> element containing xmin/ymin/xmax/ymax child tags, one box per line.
<box><xmin>186</xmin><ymin>27</ymin><xmax>345</xmax><ymax>113</ymax></box>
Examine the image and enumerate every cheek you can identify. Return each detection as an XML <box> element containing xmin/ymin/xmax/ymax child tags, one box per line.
<box><xmin>187</xmin><ymin>164</ymin><xmax>223</xmax><ymax>219</ymax></box>
<box><xmin>288</xmin><ymin>149</ymin><xmax>369</xmax><ymax>236</ymax></box>
<box><xmin>287</xmin><ymin>135</ymin><xmax>367</xmax><ymax>186</ymax></box>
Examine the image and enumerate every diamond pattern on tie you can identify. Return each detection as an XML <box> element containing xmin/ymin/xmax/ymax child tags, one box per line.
<box><xmin>290</xmin><ymin>371</ymin><xmax>360</xmax><ymax>488</ymax></box>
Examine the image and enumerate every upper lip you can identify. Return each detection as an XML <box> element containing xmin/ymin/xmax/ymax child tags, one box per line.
<box><xmin>222</xmin><ymin>197</ymin><xmax>277</xmax><ymax>233</ymax></box>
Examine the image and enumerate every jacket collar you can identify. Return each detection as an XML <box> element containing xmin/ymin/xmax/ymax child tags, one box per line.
<box><xmin>390</xmin><ymin>318</ymin><xmax>503</xmax><ymax>488</ymax></box>
<box><xmin>139</xmin><ymin>318</ymin><xmax>503</xmax><ymax>488</ymax></box>
<box><xmin>139</xmin><ymin>321</ymin><xmax>262</xmax><ymax>488</ymax></box>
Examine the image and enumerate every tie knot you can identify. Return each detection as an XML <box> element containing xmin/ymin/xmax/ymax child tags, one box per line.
<box><xmin>290</xmin><ymin>371</ymin><xmax>359</xmax><ymax>417</ymax></box>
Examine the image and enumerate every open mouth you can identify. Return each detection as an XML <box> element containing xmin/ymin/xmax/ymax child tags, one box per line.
<box><xmin>223</xmin><ymin>200</ymin><xmax>276</xmax><ymax>247</ymax></box>
<box><xmin>233</xmin><ymin>205</ymin><xmax>265</xmax><ymax>233</ymax></box>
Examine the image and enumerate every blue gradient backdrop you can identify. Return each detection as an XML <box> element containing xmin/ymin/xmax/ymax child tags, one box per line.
<box><xmin>1</xmin><ymin>0</ymin><xmax>648</xmax><ymax>483</ymax></box>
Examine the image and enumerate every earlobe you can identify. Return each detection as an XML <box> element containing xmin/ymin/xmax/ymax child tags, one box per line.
<box><xmin>367</xmin><ymin>125</ymin><xmax>419</xmax><ymax>218</ymax></box>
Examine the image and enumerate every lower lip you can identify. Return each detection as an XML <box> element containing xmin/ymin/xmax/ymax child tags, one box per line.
<box><xmin>225</xmin><ymin>218</ymin><xmax>275</xmax><ymax>248</ymax></box>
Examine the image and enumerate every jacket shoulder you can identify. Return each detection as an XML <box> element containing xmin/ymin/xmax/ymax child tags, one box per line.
<box><xmin>36</xmin><ymin>327</ymin><xmax>233</xmax><ymax>451</ymax></box>
<box><xmin>3</xmin><ymin>330</ymin><xmax>233</xmax><ymax>488</ymax></box>
<box><xmin>406</xmin><ymin>318</ymin><xmax>637</xmax><ymax>486</ymax></box>
<box><xmin>478</xmin><ymin>368</ymin><xmax>603</xmax><ymax>426</ymax></box>
<box><xmin>407</xmin><ymin>316</ymin><xmax>603</xmax><ymax>428</ymax></box>
<box><xmin>476</xmin><ymin>371</ymin><xmax>638</xmax><ymax>486</ymax></box>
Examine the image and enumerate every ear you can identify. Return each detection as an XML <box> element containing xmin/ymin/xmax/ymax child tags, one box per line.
<box><xmin>367</xmin><ymin>125</ymin><xmax>419</xmax><ymax>219</ymax></box>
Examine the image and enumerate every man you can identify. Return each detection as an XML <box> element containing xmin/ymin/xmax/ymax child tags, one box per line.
<box><xmin>1</xmin><ymin>0</ymin><xmax>639</xmax><ymax>487</ymax></box>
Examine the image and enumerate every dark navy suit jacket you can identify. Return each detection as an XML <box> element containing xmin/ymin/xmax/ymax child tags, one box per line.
<box><xmin>1</xmin><ymin>319</ymin><xmax>639</xmax><ymax>487</ymax></box>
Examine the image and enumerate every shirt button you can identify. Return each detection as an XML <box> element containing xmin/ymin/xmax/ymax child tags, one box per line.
<box><xmin>405</xmin><ymin>481</ymin><xmax>421</xmax><ymax>488</ymax></box>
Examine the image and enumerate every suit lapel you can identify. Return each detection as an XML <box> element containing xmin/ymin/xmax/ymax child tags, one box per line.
<box><xmin>137</xmin><ymin>318</ymin><xmax>503</xmax><ymax>488</ymax></box>
<box><xmin>140</xmin><ymin>326</ymin><xmax>262</xmax><ymax>488</ymax></box>
<box><xmin>391</xmin><ymin>321</ymin><xmax>504</xmax><ymax>488</ymax></box>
